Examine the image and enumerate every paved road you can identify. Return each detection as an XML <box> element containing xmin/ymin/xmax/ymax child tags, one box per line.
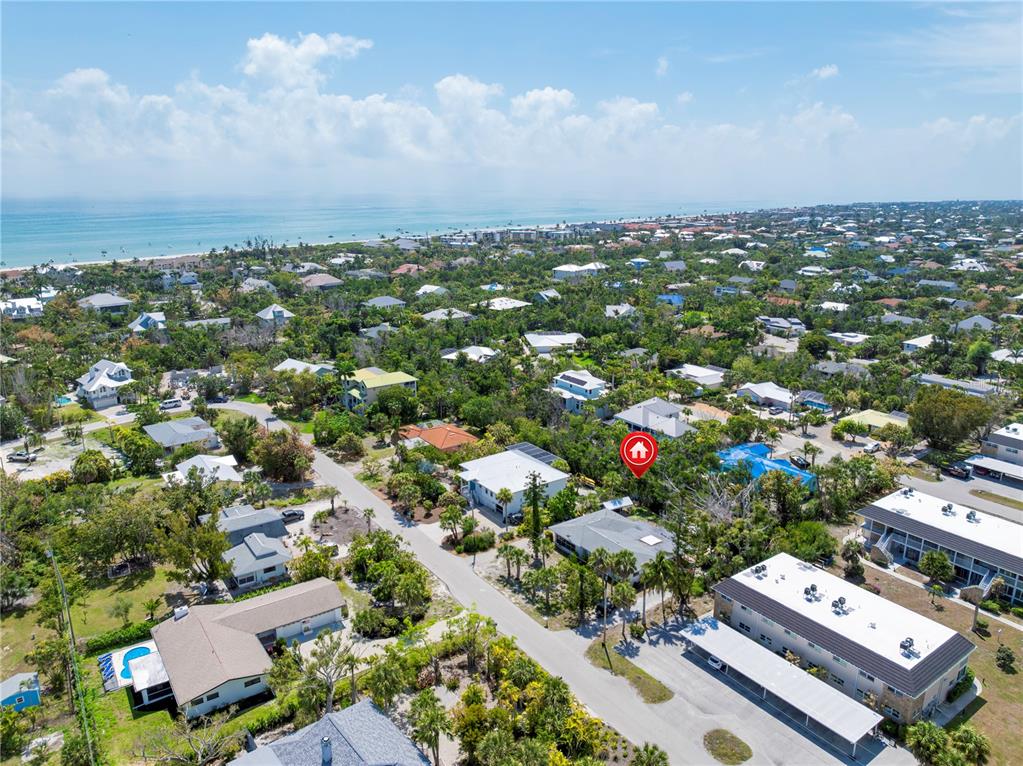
<box><xmin>214</xmin><ymin>401</ymin><xmax>897</xmax><ymax>765</ymax></box>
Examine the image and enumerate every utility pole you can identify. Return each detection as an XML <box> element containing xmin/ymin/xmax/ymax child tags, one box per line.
<box><xmin>46</xmin><ymin>550</ymin><xmax>97</xmax><ymax>766</ymax></box>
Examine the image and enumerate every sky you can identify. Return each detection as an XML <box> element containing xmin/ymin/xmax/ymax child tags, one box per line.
<box><xmin>2</xmin><ymin>2</ymin><xmax>1021</xmax><ymax>206</ymax></box>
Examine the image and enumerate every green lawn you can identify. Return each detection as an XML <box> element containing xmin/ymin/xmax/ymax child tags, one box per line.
<box><xmin>584</xmin><ymin>638</ymin><xmax>673</xmax><ymax>704</ymax></box>
<box><xmin>88</xmin><ymin>660</ymin><xmax>175</xmax><ymax>764</ymax></box>
<box><xmin>236</xmin><ymin>393</ymin><xmax>267</xmax><ymax>404</ymax></box>
<box><xmin>56</xmin><ymin>403</ymin><xmax>103</xmax><ymax>426</ymax></box>
<box><xmin>970</xmin><ymin>489</ymin><xmax>1023</xmax><ymax>511</ymax></box>
<box><xmin>284</xmin><ymin>418</ymin><xmax>315</xmax><ymax>434</ymax></box>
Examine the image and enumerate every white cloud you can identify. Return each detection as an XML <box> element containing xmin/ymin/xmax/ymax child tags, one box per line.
<box><xmin>242</xmin><ymin>32</ymin><xmax>372</xmax><ymax>88</ymax></box>
<box><xmin>2</xmin><ymin>33</ymin><xmax>1020</xmax><ymax>203</ymax></box>
<box><xmin>656</xmin><ymin>56</ymin><xmax>669</xmax><ymax>77</ymax></box>
<box><xmin>676</xmin><ymin>91</ymin><xmax>694</xmax><ymax>105</ymax></box>
<box><xmin>810</xmin><ymin>64</ymin><xmax>839</xmax><ymax>80</ymax></box>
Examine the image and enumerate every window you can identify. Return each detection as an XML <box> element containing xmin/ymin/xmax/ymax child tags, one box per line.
<box><xmin>739</xmin><ymin>622</ymin><xmax>751</xmax><ymax>633</ymax></box>
<box><xmin>244</xmin><ymin>678</ymin><xmax>261</xmax><ymax>688</ymax></box>
<box><xmin>739</xmin><ymin>604</ymin><xmax>749</xmax><ymax>612</ymax></box>
<box><xmin>759</xmin><ymin>634</ymin><xmax>772</xmax><ymax>646</ymax></box>
<box><xmin>719</xmin><ymin>594</ymin><xmax>733</xmax><ymax>603</ymax></box>
<box><xmin>830</xmin><ymin>674</ymin><xmax>845</xmax><ymax>686</ymax></box>
<box><xmin>762</xmin><ymin>617</ymin><xmax>774</xmax><ymax>626</ymax></box>
<box><xmin>14</xmin><ymin>696</ymin><xmax>25</xmax><ymax>705</ymax></box>
<box><xmin>262</xmin><ymin>566</ymin><xmax>277</xmax><ymax>574</ymax></box>
<box><xmin>833</xmin><ymin>655</ymin><xmax>847</xmax><ymax>666</ymax></box>
<box><xmin>883</xmin><ymin>706</ymin><xmax>901</xmax><ymax>720</ymax></box>
<box><xmin>239</xmin><ymin>575</ymin><xmax>255</xmax><ymax>584</ymax></box>
<box><xmin>205</xmin><ymin>692</ymin><xmax>220</xmax><ymax>702</ymax></box>
<box><xmin>859</xmin><ymin>670</ymin><xmax>875</xmax><ymax>682</ymax></box>
<box><xmin>783</xmin><ymin>628</ymin><xmax>794</xmax><ymax>637</ymax></box>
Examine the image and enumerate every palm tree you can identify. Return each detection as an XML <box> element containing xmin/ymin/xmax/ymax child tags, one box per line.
<box><xmin>802</xmin><ymin>441</ymin><xmax>823</xmax><ymax>467</ymax></box>
<box><xmin>408</xmin><ymin>689</ymin><xmax>450</xmax><ymax>766</ymax></box>
<box><xmin>142</xmin><ymin>597</ymin><xmax>162</xmax><ymax>621</ymax></box>
<box><xmin>588</xmin><ymin>548</ymin><xmax>614</xmax><ymax>643</ymax></box>
<box><xmin>638</xmin><ymin>563</ymin><xmax>654</xmax><ymax>628</ymax></box>
<box><xmin>633</xmin><ymin>743</ymin><xmax>669</xmax><ymax>766</ymax></box>
<box><xmin>536</xmin><ymin>535</ymin><xmax>554</xmax><ymax>568</ymax></box>
<box><xmin>612</xmin><ymin>580</ymin><xmax>636</xmax><ymax>642</ymax></box>
<box><xmin>497</xmin><ymin>543</ymin><xmax>517</xmax><ymax>580</ymax></box>
<box><xmin>495</xmin><ymin>487</ymin><xmax>514</xmax><ymax>522</ymax></box>
<box><xmin>509</xmin><ymin>546</ymin><xmax>529</xmax><ymax>582</ymax></box>
<box><xmin>905</xmin><ymin>721</ymin><xmax>948</xmax><ymax>765</ymax></box>
<box><xmin>361</xmin><ymin>507</ymin><xmax>375</xmax><ymax>533</ymax></box>
<box><xmin>647</xmin><ymin>551</ymin><xmax>673</xmax><ymax>623</ymax></box>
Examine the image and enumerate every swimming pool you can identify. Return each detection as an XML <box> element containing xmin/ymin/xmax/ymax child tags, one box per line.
<box><xmin>55</xmin><ymin>395</ymin><xmax>73</xmax><ymax>406</ymax></box>
<box><xmin>120</xmin><ymin>646</ymin><xmax>152</xmax><ymax>679</ymax></box>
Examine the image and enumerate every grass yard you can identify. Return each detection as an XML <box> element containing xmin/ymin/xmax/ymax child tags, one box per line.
<box><xmin>56</xmin><ymin>403</ymin><xmax>103</xmax><ymax>425</ymax></box>
<box><xmin>236</xmin><ymin>393</ymin><xmax>267</xmax><ymax>404</ymax></box>
<box><xmin>969</xmin><ymin>489</ymin><xmax>1023</xmax><ymax>511</ymax></box>
<box><xmin>284</xmin><ymin>418</ymin><xmax>315</xmax><ymax>434</ymax></box>
<box><xmin>835</xmin><ymin>564</ymin><xmax>1023</xmax><ymax>766</ymax></box>
<box><xmin>901</xmin><ymin>463</ymin><xmax>940</xmax><ymax>482</ymax></box>
<box><xmin>88</xmin><ymin>660</ymin><xmax>175</xmax><ymax>764</ymax></box>
<box><xmin>584</xmin><ymin>638</ymin><xmax>674</xmax><ymax>704</ymax></box>
<box><xmin>703</xmin><ymin>729</ymin><xmax>753</xmax><ymax>765</ymax></box>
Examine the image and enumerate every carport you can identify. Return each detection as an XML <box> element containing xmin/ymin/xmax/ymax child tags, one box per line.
<box><xmin>680</xmin><ymin>617</ymin><xmax>883</xmax><ymax>757</ymax></box>
<box><xmin>965</xmin><ymin>455</ymin><xmax>1023</xmax><ymax>488</ymax></box>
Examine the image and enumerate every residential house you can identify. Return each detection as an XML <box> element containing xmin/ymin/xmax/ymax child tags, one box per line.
<box><xmin>839</xmin><ymin>409</ymin><xmax>909</xmax><ymax>433</ymax></box>
<box><xmin>127</xmin><ymin>312</ymin><xmax>167</xmax><ymax>334</ymax></box>
<box><xmin>877</xmin><ymin>313</ymin><xmax>921</xmax><ymax>327</ymax></box>
<box><xmin>256</xmin><ymin>304</ymin><xmax>294</xmax><ymax>328</ymax></box>
<box><xmin>980</xmin><ymin>423</ymin><xmax>1023</xmax><ymax>467</ymax></box>
<box><xmin>605</xmin><ymin>303</ymin><xmax>636</xmax><ymax>319</ymax></box>
<box><xmin>441</xmin><ymin>346</ymin><xmax>497</xmax><ymax>363</ymax></box>
<box><xmin>479</xmin><ymin>282</ymin><xmax>505</xmax><ymax>292</ymax></box>
<box><xmin>779</xmin><ymin>279</ymin><xmax>798</xmax><ymax>293</ymax></box>
<box><xmin>229</xmin><ymin>700</ymin><xmax>430</xmax><ymax>766</ymax></box>
<box><xmin>614</xmin><ymin>397</ymin><xmax>695</xmax><ymax>439</ymax></box>
<box><xmin>954</xmin><ymin>315</ymin><xmax>996</xmax><ymax>333</ymax></box>
<box><xmin>359</xmin><ymin>322</ymin><xmax>395</xmax><ymax>341</ymax></box>
<box><xmin>667</xmin><ymin>363</ymin><xmax>726</xmax><ymax>391</ymax></box>
<box><xmin>480</xmin><ymin>297</ymin><xmax>530</xmax><ymax>311</ymax></box>
<box><xmin>148</xmin><ymin>578</ymin><xmax>344</xmax><ymax>718</ymax></box>
<box><xmin>77</xmin><ymin>292</ymin><xmax>132</xmax><ymax>313</ymax></box>
<box><xmin>167</xmin><ymin>454</ymin><xmax>242</xmax><ymax>485</ymax></box>
<box><xmin>0</xmin><ymin>297</ymin><xmax>44</xmax><ymax>320</ymax></box>
<box><xmin>917</xmin><ymin>279</ymin><xmax>959</xmax><ymax>291</ymax></box>
<box><xmin>76</xmin><ymin>359</ymin><xmax>134</xmax><ymax>409</ymax></box>
<box><xmin>362</xmin><ymin>296</ymin><xmax>406</xmax><ymax>310</ymax></box>
<box><xmin>656</xmin><ymin>293</ymin><xmax>685</xmax><ymax>309</ymax></box>
<box><xmin>534</xmin><ymin>288</ymin><xmax>561</xmax><ymax>303</ymax></box>
<box><xmin>143</xmin><ymin>417</ymin><xmax>220</xmax><ymax>453</ymax></box>
<box><xmin>459</xmin><ymin>446</ymin><xmax>570</xmax><ymax>521</ymax></box>
<box><xmin>552</xmin><ymin>262</ymin><xmax>608</xmax><ymax>282</ymax></box>
<box><xmin>225</xmin><ymin>533</ymin><xmax>292</xmax><ymax>591</ymax></box>
<box><xmin>550</xmin><ymin>509</ymin><xmax>672</xmax><ymax>575</ymax></box>
<box><xmin>902</xmin><ymin>335</ymin><xmax>934</xmax><ymax>353</ymax></box>
<box><xmin>523</xmin><ymin>331</ymin><xmax>584</xmax><ymax>355</ymax></box>
<box><xmin>628</xmin><ymin>257</ymin><xmax>651</xmax><ymax>269</ymax></box>
<box><xmin>827</xmin><ymin>332</ymin><xmax>871</xmax><ymax>347</ymax></box>
<box><xmin>0</xmin><ymin>673</ymin><xmax>41</xmax><ymax>712</ymax></box>
<box><xmin>273</xmin><ymin>358</ymin><xmax>335</xmax><ymax>376</ymax></box>
<box><xmin>422</xmin><ymin>308</ymin><xmax>473</xmax><ymax>322</ymax></box>
<box><xmin>399</xmin><ymin>423</ymin><xmax>477</xmax><ymax>453</ymax></box>
<box><xmin>758</xmin><ymin>316</ymin><xmax>806</xmax><ymax>337</ymax></box>
<box><xmin>737</xmin><ymin>381</ymin><xmax>794</xmax><ymax>410</ymax></box>
<box><xmin>713</xmin><ymin>553</ymin><xmax>974</xmax><ymax>722</ymax></box>
<box><xmin>391</xmin><ymin>263</ymin><xmax>426</xmax><ymax>277</ymax></box>
<box><xmin>342</xmin><ymin>367</ymin><xmax>418</xmax><ymax>409</ymax></box>
<box><xmin>200</xmin><ymin>504</ymin><xmax>288</xmax><ymax>546</ymax></box>
<box><xmin>550</xmin><ymin>369</ymin><xmax>608</xmax><ymax>415</ymax></box>
<box><xmin>239</xmin><ymin>277</ymin><xmax>277</xmax><ymax>295</ymax></box>
<box><xmin>915</xmin><ymin>374</ymin><xmax>996</xmax><ymax>398</ymax></box>
<box><xmin>300</xmin><ymin>273</ymin><xmax>343</xmax><ymax>291</ymax></box>
<box><xmin>663</xmin><ymin>260</ymin><xmax>687</xmax><ymax>272</ymax></box>
<box><xmin>813</xmin><ymin>360</ymin><xmax>869</xmax><ymax>379</ymax></box>
<box><xmin>818</xmin><ymin>301</ymin><xmax>850</xmax><ymax>312</ymax></box>
<box><xmin>415</xmin><ymin>284</ymin><xmax>449</xmax><ymax>297</ymax></box>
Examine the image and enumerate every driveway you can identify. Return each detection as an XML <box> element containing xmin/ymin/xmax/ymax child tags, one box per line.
<box><xmin>214</xmin><ymin>399</ymin><xmax>905</xmax><ymax>764</ymax></box>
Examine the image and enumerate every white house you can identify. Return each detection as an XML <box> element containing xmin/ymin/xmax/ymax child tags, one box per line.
<box><xmin>902</xmin><ymin>334</ymin><xmax>934</xmax><ymax>353</ymax></box>
<box><xmin>818</xmin><ymin>301</ymin><xmax>849</xmax><ymax>313</ymax></box>
<box><xmin>550</xmin><ymin>369</ymin><xmax>608</xmax><ymax>415</ymax></box>
<box><xmin>980</xmin><ymin>423</ymin><xmax>1023</xmax><ymax>467</ymax></box>
<box><xmin>273</xmin><ymin>358</ymin><xmax>335</xmax><ymax>376</ymax></box>
<box><xmin>737</xmin><ymin>381</ymin><xmax>795</xmax><ymax>410</ymax></box>
<box><xmin>422</xmin><ymin>308</ymin><xmax>474</xmax><ymax>322</ymax></box>
<box><xmin>149</xmin><ymin>578</ymin><xmax>344</xmax><ymax>718</ymax></box>
<box><xmin>614</xmin><ymin>397</ymin><xmax>695</xmax><ymax>439</ymax></box>
<box><xmin>239</xmin><ymin>277</ymin><xmax>277</xmax><ymax>295</ymax></box>
<box><xmin>459</xmin><ymin>447</ymin><xmax>570</xmax><ymax>522</ymax></box>
<box><xmin>256</xmin><ymin>304</ymin><xmax>294</xmax><ymax>328</ymax></box>
<box><xmin>523</xmin><ymin>332</ymin><xmax>584</xmax><ymax>355</ymax></box>
<box><xmin>480</xmin><ymin>297</ymin><xmax>531</xmax><ymax>311</ymax></box>
<box><xmin>77</xmin><ymin>292</ymin><xmax>132</xmax><ymax>313</ymax></box>
<box><xmin>0</xmin><ymin>298</ymin><xmax>44</xmax><ymax>320</ymax></box>
<box><xmin>76</xmin><ymin>359</ymin><xmax>134</xmax><ymax>409</ymax></box>
<box><xmin>827</xmin><ymin>332</ymin><xmax>871</xmax><ymax>347</ymax></box>
<box><xmin>552</xmin><ymin>262</ymin><xmax>608</xmax><ymax>282</ymax></box>
<box><xmin>441</xmin><ymin>346</ymin><xmax>498</xmax><ymax>363</ymax></box>
<box><xmin>605</xmin><ymin>304</ymin><xmax>636</xmax><ymax>319</ymax></box>
<box><xmin>166</xmin><ymin>454</ymin><xmax>242</xmax><ymax>485</ymax></box>
<box><xmin>415</xmin><ymin>284</ymin><xmax>449</xmax><ymax>297</ymax></box>
<box><xmin>667</xmin><ymin>363</ymin><xmax>726</xmax><ymax>391</ymax></box>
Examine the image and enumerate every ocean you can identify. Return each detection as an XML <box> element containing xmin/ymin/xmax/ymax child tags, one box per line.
<box><xmin>0</xmin><ymin>195</ymin><xmax>771</xmax><ymax>268</ymax></box>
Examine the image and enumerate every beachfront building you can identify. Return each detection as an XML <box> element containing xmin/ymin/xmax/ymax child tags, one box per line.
<box><xmin>859</xmin><ymin>488</ymin><xmax>1022</xmax><ymax>607</ymax></box>
<box><xmin>342</xmin><ymin>367</ymin><xmax>417</xmax><ymax>410</ymax></box>
<box><xmin>714</xmin><ymin>553</ymin><xmax>975</xmax><ymax>722</ymax></box>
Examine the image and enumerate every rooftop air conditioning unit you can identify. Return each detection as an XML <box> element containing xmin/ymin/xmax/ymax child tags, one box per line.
<box><xmin>900</xmin><ymin>637</ymin><xmax>914</xmax><ymax>652</ymax></box>
<box><xmin>173</xmin><ymin>606</ymin><xmax>190</xmax><ymax>621</ymax></box>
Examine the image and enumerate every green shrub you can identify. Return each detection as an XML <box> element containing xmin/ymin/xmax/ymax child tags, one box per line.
<box><xmin>629</xmin><ymin>623</ymin><xmax>646</xmax><ymax>641</ymax></box>
<box><xmin>352</xmin><ymin>607</ymin><xmax>400</xmax><ymax>639</ymax></box>
<box><xmin>457</xmin><ymin>529</ymin><xmax>495</xmax><ymax>554</ymax></box>
<box><xmin>1011</xmin><ymin>606</ymin><xmax>1023</xmax><ymax>619</ymax></box>
<box><xmin>979</xmin><ymin>600</ymin><xmax>1002</xmax><ymax>614</ymax></box>
<box><xmin>996</xmin><ymin>645</ymin><xmax>1016</xmax><ymax>673</ymax></box>
<box><xmin>974</xmin><ymin>617</ymin><xmax>989</xmax><ymax>633</ymax></box>
<box><xmin>240</xmin><ymin>697</ymin><xmax>298</xmax><ymax>735</ymax></box>
<box><xmin>946</xmin><ymin>667</ymin><xmax>975</xmax><ymax>703</ymax></box>
<box><xmin>84</xmin><ymin>620</ymin><xmax>157</xmax><ymax>654</ymax></box>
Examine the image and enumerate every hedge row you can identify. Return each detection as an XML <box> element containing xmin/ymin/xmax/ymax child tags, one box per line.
<box><xmin>83</xmin><ymin>620</ymin><xmax>157</xmax><ymax>654</ymax></box>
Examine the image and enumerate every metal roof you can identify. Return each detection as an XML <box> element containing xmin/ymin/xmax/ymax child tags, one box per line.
<box><xmin>680</xmin><ymin>617</ymin><xmax>882</xmax><ymax>745</ymax></box>
<box><xmin>714</xmin><ymin>578</ymin><xmax>974</xmax><ymax>697</ymax></box>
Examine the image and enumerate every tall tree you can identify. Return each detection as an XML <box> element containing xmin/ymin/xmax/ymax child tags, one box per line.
<box><xmin>408</xmin><ymin>689</ymin><xmax>450</xmax><ymax>766</ymax></box>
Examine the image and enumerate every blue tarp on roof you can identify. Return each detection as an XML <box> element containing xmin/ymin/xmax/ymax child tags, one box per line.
<box><xmin>656</xmin><ymin>294</ymin><xmax>685</xmax><ymax>306</ymax></box>
<box><xmin>717</xmin><ymin>442</ymin><xmax>817</xmax><ymax>490</ymax></box>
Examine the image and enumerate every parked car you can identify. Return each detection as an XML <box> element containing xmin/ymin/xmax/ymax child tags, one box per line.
<box><xmin>706</xmin><ymin>655</ymin><xmax>725</xmax><ymax>671</ymax></box>
<box><xmin>862</xmin><ymin>440</ymin><xmax>881</xmax><ymax>454</ymax></box>
<box><xmin>159</xmin><ymin>398</ymin><xmax>182</xmax><ymax>410</ymax></box>
<box><xmin>281</xmin><ymin>508</ymin><xmax>305</xmax><ymax>523</ymax></box>
<box><xmin>789</xmin><ymin>454</ymin><xmax>810</xmax><ymax>469</ymax></box>
<box><xmin>115</xmin><ymin>408</ymin><xmax>130</xmax><ymax>416</ymax></box>
<box><xmin>207</xmin><ymin>395</ymin><xmax>228</xmax><ymax>404</ymax></box>
<box><xmin>7</xmin><ymin>451</ymin><xmax>38</xmax><ymax>463</ymax></box>
<box><xmin>768</xmin><ymin>406</ymin><xmax>784</xmax><ymax>415</ymax></box>
<box><xmin>943</xmin><ymin>464</ymin><xmax>969</xmax><ymax>479</ymax></box>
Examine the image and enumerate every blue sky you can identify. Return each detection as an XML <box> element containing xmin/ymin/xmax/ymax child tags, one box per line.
<box><xmin>2</xmin><ymin>2</ymin><xmax>1020</xmax><ymax>203</ymax></box>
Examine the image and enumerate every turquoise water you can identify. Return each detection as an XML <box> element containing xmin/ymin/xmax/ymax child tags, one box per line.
<box><xmin>0</xmin><ymin>195</ymin><xmax>772</xmax><ymax>268</ymax></box>
<box><xmin>120</xmin><ymin>645</ymin><xmax>151</xmax><ymax>679</ymax></box>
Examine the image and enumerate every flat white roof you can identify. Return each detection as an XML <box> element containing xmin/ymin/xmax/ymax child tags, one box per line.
<box><xmin>990</xmin><ymin>422</ymin><xmax>1023</xmax><ymax>440</ymax></box>
<box><xmin>732</xmin><ymin>553</ymin><xmax>957</xmax><ymax>669</ymax></box>
<box><xmin>459</xmin><ymin>449</ymin><xmax>569</xmax><ymax>493</ymax></box>
<box><xmin>681</xmin><ymin>616</ymin><xmax>882</xmax><ymax>744</ymax></box>
<box><xmin>872</xmin><ymin>488</ymin><xmax>1023</xmax><ymax>562</ymax></box>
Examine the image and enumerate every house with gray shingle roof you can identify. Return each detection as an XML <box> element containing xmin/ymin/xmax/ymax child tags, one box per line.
<box><xmin>143</xmin><ymin>417</ymin><xmax>219</xmax><ymax>453</ymax></box>
<box><xmin>549</xmin><ymin>508</ymin><xmax>672</xmax><ymax>578</ymax></box>
<box><xmin>225</xmin><ymin>533</ymin><xmax>292</xmax><ymax>591</ymax></box>
<box><xmin>77</xmin><ymin>292</ymin><xmax>132</xmax><ymax>313</ymax></box>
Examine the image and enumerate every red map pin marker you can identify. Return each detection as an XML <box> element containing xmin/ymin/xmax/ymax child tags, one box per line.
<box><xmin>620</xmin><ymin>432</ymin><xmax>658</xmax><ymax>478</ymax></box>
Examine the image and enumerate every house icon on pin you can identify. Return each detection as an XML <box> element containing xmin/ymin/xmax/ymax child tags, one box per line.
<box><xmin>629</xmin><ymin>441</ymin><xmax>649</xmax><ymax>460</ymax></box>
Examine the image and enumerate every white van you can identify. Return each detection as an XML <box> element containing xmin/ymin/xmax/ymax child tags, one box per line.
<box><xmin>159</xmin><ymin>398</ymin><xmax>182</xmax><ymax>410</ymax></box>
